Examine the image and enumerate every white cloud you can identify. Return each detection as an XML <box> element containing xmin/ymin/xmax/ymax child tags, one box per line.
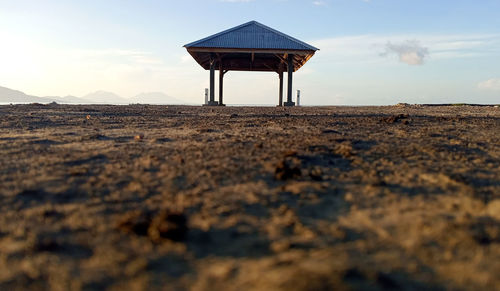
<box><xmin>313</xmin><ymin>1</ymin><xmax>327</xmax><ymax>6</ymax></box>
<box><xmin>478</xmin><ymin>78</ymin><xmax>500</xmax><ymax>91</ymax></box>
<box><xmin>382</xmin><ymin>40</ymin><xmax>429</xmax><ymax>65</ymax></box>
<box><xmin>309</xmin><ymin>33</ymin><xmax>500</xmax><ymax>66</ymax></box>
<box><xmin>219</xmin><ymin>0</ymin><xmax>253</xmax><ymax>2</ymax></box>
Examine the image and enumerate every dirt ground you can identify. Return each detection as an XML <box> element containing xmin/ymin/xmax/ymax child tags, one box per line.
<box><xmin>0</xmin><ymin>104</ymin><xmax>499</xmax><ymax>290</ymax></box>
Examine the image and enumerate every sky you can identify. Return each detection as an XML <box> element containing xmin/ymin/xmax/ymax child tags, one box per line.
<box><xmin>1</xmin><ymin>0</ymin><xmax>499</xmax><ymax>105</ymax></box>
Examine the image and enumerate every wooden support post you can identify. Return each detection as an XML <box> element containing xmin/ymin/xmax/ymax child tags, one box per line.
<box><xmin>210</xmin><ymin>59</ymin><xmax>215</xmax><ymax>102</ymax></box>
<box><xmin>284</xmin><ymin>54</ymin><xmax>295</xmax><ymax>107</ymax></box>
<box><xmin>207</xmin><ymin>56</ymin><xmax>218</xmax><ymax>106</ymax></box>
<box><xmin>219</xmin><ymin>64</ymin><xmax>224</xmax><ymax>106</ymax></box>
<box><xmin>278</xmin><ymin>70</ymin><xmax>283</xmax><ymax>106</ymax></box>
<box><xmin>251</xmin><ymin>52</ymin><xmax>255</xmax><ymax>71</ymax></box>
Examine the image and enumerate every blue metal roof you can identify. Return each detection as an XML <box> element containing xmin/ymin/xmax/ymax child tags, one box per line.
<box><xmin>184</xmin><ymin>21</ymin><xmax>319</xmax><ymax>51</ymax></box>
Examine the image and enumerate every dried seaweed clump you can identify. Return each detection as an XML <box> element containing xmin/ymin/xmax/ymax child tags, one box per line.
<box><xmin>117</xmin><ymin>210</ymin><xmax>187</xmax><ymax>243</ymax></box>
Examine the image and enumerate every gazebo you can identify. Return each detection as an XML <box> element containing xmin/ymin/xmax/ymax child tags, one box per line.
<box><xmin>184</xmin><ymin>21</ymin><xmax>319</xmax><ymax>106</ymax></box>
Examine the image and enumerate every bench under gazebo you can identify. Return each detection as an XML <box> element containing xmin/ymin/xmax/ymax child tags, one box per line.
<box><xmin>184</xmin><ymin>21</ymin><xmax>319</xmax><ymax>106</ymax></box>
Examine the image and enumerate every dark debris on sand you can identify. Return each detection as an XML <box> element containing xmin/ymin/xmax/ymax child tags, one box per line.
<box><xmin>117</xmin><ymin>210</ymin><xmax>188</xmax><ymax>243</ymax></box>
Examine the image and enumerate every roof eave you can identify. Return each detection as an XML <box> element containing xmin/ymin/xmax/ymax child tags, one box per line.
<box><xmin>185</xmin><ymin>47</ymin><xmax>316</xmax><ymax>56</ymax></box>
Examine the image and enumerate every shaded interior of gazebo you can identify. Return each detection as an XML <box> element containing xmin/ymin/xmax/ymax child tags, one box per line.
<box><xmin>184</xmin><ymin>21</ymin><xmax>319</xmax><ymax>106</ymax></box>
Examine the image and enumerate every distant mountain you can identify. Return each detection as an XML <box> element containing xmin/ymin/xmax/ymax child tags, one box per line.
<box><xmin>41</xmin><ymin>95</ymin><xmax>94</xmax><ymax>104</ymax></box>
<box><xmin>0</xmin><ymin>86</ymin><xmax>54</xmax><ymax>103</ymax></box>
<box><xmin>82</xmin><ymin>91</ymin><xmax>130</xmax><ymax>104</ymax></box>
<box><xmin>59</xmin><ymin>95</ymin><xmax>95</xmax><ymax>104</ymax></box>
<box><xmin>0</xmin><ymin>85</ymin><xmax>190</xmax><ymax>105</ymax></box>
<box><xmin>130</xmin><ymin>92</ymin><xmax>186</xmax><ymax>105</ymax></box>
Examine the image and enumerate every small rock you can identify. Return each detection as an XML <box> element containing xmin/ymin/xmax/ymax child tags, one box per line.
<box><xmin>86</xmin><ymin>115</ymin><xmax>91</xmax><ymax>120</ymax></box>
<box><xmin>148</xmin><ymin>211</ymin><xmax>188</xmax><ymax>243</ymax></box>
<box><xmin>30</xmin><ymin>237</ymin><xmax>61</xmax><ymax>252</ymax></box>
<box><xmin>198</xmin><ymin>128</ymin><xmax>216</xmax><ymax>133</ymax></box>
<box><xmin>134</xmin><ymin>134</ymin><xmax>144</xmax><ymax>141</ymax></box>
<box><xmin>283</xmin><ymin>150</ymin><xmax>298</xmax><ymax>157</ymax></box>
<box><xmin>69</xmin><ymin>167</ymin><xmax>88</xmax><ymax>176</ymax></box>
<box><xmin>174</xmin><ymin>155</ymin><xmax>185</xmax><ymax>165</ymax></box>
<box><xmin>209</xmin><ymin>263</ymin><xmax>237</xmax><ymax>279</ymax></box>
<box><xmin>117</xmin><ymin>210</ymin><xmax>188</xmax><ymax>243</ymax></box>
<box><xmin>117</xmin><ymin>210</ymin><xmax>151</xmax><ymax>236</ymax></box>
<box><xmin>309</xmin><ymin>167</ymin><xmax>323</xmax><ymax>181</ymax></box>
<box><xmin>322</xmin><ymin>129</ymin><xmax>340</xmax><ymax>134</ymax></box>
<box><xmin>271</xmin><ymin>240</ymin><xmax>291</xmax><ymax>253</ymax></box>
<box><xmin>275</xmin><ymin>157</ymin><xmax>301</xmax><ymax>180</ymax></box>
<box><xmin>335</xmin><ymin>143</ymin><xmax>353</xmax><ymax>158</ymax></box>
<box><xmin>125</xmin><ymin>258</ymin><xmax>148</xmax><ymax>276</ymax></box>
<box><xmin>381</xmin><ymin>114</ymin><xmax>409</xmax><ymax>124</ymax></box>
<box><xmin>469</xmin><ymin>216</ymin><xmax>500</xmax><ymax>245</ymax></box>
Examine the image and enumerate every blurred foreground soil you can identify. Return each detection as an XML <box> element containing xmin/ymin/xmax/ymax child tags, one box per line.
<box><xmin>0</xmin><ymin>104</ymin><xmax>499</xmax><ymax>290</ymax></box>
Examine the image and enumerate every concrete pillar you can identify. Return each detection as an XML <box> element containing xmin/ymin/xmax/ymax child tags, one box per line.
<box><xmin>210</xmin><ymin>60</ymin><xmax>215</xmax><ymax>103</ymax></box>
<box><xmin>284</xmin><ymin>54</ymin><xmax>295</xmax><ymax>107</ymax></box>
<box><xmin>219</xmin><ymin>65</ymin><xmax>224</xmax><ymax>106</ymax></box>
<box><xmin>207</xmin><ymin>57</ymin><xmax>218</xmax><ymax>106</ymax></box>
<box><xmin>278</xmin><ymin>70</ymin><xmax>283</xmax><ymax>106</ymax></box>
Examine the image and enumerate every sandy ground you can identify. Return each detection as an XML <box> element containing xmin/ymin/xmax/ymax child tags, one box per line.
<box><xmin>0</xmin><ymin>104</ymin><xmax>499</xmax><ymax>290</ymax></box>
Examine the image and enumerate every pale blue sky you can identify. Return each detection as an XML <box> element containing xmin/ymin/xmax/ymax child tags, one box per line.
<box><xmin>1</xmin><ymin>0</ymin><xmax>499</xmax><ymax>104</ymax></box>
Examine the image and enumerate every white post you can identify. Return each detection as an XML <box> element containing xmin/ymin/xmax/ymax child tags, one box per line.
<box><xmin>296</xmin><ymin>90</ymin><xmax>301</xmax><ymax>106</ymax></box>
<box><xmin>204</xmin><ymin>88</ymin><xmax>209</xmax><ymax>105</ymax></box>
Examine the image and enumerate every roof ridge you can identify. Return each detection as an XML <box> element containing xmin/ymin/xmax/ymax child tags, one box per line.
<box><xmin>183</xmin><ymin>21</ymin><xmax>256</xmax><ymax>48</ymax></box>
<box><xmin>184</xmin><ymin>21</ymin><xmax>319</xmax><ymax>51</ymax></box>
<box><xmin>250</xmin><ymin>21</ymin><xmax>319</xmax><ymax>51</ymax></box>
